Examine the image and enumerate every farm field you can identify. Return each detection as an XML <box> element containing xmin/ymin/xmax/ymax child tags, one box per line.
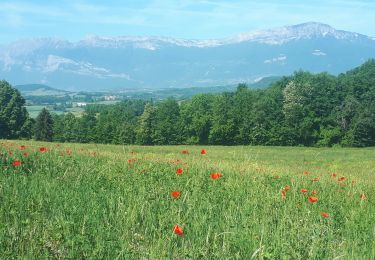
<box><xmin>25</xmin><ymin>106</ymin><xmax>64</xmax><ymax>118</ymax></box>
<box><xmin>0</xmin><ymin>140</ymin><xmax>374</xmax><ymax>259</ymax></box>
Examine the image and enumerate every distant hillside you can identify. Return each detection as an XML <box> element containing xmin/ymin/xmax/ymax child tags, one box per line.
<box><xmin>15</xmin><ymin>84</ymin><xmax>69</xmax><ymax>96</ymax></box>
<box><xmin>251</xmin><ymin>76</ymin><xmax>283</xmax><ymax>88</ymax></box>
<box><xmin>140</xmin><ymin>76</ymin><xmax>282</xmax><ymax>100</ymax></box>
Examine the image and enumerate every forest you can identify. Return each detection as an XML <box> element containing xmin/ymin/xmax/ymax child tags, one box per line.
<box><xmin>1</xmin><ymin>60</ymin><xmax>374</xmax><ymax>147</ymax></box>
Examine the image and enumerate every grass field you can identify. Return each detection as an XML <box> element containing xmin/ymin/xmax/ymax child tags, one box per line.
<box><xmin>1</xmin><ymin>140</ymin><xmax>374</xmax><ymax>259</ymax></box>
<box><xmin>25</xmin><ymin>106</ymin><xmax>64</xmax><ymax>118</ymax></box>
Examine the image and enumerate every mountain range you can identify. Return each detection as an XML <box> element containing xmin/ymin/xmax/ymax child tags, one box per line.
<box><xmin>1</xmin><ymin>22</ymin><xmax>375</xmax><ymax>91</ymax></box>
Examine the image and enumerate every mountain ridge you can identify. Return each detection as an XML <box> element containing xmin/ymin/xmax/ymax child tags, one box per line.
<box><xmin>2</xmin><ymin>22</ymin><xmax>373</xmax><ymax>49</ymax></box>
<box><xmin>1</xmin><ymin>22</ymin><xmax>375</xmax><ymax>91</ymax></box>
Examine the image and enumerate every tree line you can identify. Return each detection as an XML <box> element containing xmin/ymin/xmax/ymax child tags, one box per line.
<box><xmin>1</xmin><ymin>60</ymin><xmax>374</xmax><ymax>147</ymax></box>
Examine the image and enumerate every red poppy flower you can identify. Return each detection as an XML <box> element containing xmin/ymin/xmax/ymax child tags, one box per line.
<box><xmin>181</xmin><ymin>150</ymin><xmax>189</xmax><ymax>154</ymax></box>
<box><xmin>338</xmin><ymin>176</ymin><xmax>345</xmax><ymax>181</ymax></box>
<box><xmin>304</xmin><ymin>171</ymin><xmax>311</xmax><ymax>175</ymax></box>
<box><xmin>173</xmin><ymin>225</ymin><xmax>184</xmax><ymax>236</ymax></box>
<box><xmin>176</xmin><ymin>168</ymin><xmax>183</xmax><ymax>175</ymax></box>
<box><xmin>20</xmin><ymin>145</ymin><xmax>27</xmax><ymax>150</ymax></box>
<box><xmin>200</xmin><ymin>149</ymin><xmax>206</xmax><ymax>155</ymax></box>
<box><xmin>210</xmin><ymin>173</ymin><xmax>223</xmax><ymax>180</ymax></box>
<box><xmin>311</xmin><ymin>189</ymin><xmax>317</xmax><ymax>195</ymax></box>
<box><xmin>321</xmin><ymin>212</ymin><xmax>329</xmax><ymax>218</ymax></box>
<box><xmin>308</xmin><ymin>196</ymin><xmax>318</xmax><ymax>203</ymax></box>
<box><xmin>39</xmin><ymin>147</ymin><xmax>46</xmax><ymax>152</ymax></box>
<box><xmin>171</xmin><ymin>191</ymin><xmax>180</xmax><ymax>198</ymax></box>
<box><xmin>12</xmin><ymin>160</ymin><xmax>21</xmax><ymax>167</ymax></box>
<box><xmin>301</xmin><ymin>188</ymin><xmax>308</xmax><ymax>193</ymax></box>
<box><xmin>331</xmin><ymin>173</ymin><xmax>337</xmax><ymax>177</ymax></box>
<box><xmin>284</xmin><ymin>186</ymin><xmax>290</xmax><ymax>191</ymax></box>
<box><xmin>23</xmin><ymin>152</ymin><xmax>29</xmax><ymax>157</ymax></box>
<box><xmin>360</xmin><ymin>193</ymin><xmax>366</xmax><ymax>201</ymax></box>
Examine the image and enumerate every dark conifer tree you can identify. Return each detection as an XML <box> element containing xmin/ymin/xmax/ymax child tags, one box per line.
<box><xmin>34</xmin><ymin>108</ymin><xmax>54</xmax><ymax>141</ymax></box>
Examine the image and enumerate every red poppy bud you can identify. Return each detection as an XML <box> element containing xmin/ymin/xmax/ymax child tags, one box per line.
<box><xmin>173</xmin><ymin>225</ymin><xmax>184</xmax><ymax>236</ymax></box>
<box><xmin>12</xmin><ymin>160</ymin><xmax>21</xmax><ymax>167</ymax></box>
<box><xmin>171</xmin><ymin>191</ymin><xmax>180</xmax><ymax>198</ymax></box>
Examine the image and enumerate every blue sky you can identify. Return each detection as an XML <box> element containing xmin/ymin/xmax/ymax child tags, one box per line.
<box><xmin>0</xmin><ymin>0</ymin><xmax>374</xmax><ymax>43</ymax></box>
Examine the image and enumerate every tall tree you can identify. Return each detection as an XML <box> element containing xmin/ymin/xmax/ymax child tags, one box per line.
<box><xmin>180</xmin><ymin>94</ymin><xmax>214</xmax><ymax>144</ymax></box>
<box><xmin>34</xmin><ymin>108</ymin><xmax>54</xmax><ymax>141</ymax></box>
<box><xmin>136</xmin><ymin>103</ymin><xmax>156</xmax><ymax>145</ymax></box>
<box><xmin>0</xmin><ymin>80</ymin><xmax>30</xmax><ymax>139</ymax></box>
<box><xmin>153</xmin><ymin>98</ymin><xmax>181</xmax><ymax>145</ymax></box>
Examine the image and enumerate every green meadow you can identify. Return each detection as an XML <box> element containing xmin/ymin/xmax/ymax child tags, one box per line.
<box><xmin>1</xmin><ymin>140</ymin><xmax>374</xmax><ymax>259</ymax></box>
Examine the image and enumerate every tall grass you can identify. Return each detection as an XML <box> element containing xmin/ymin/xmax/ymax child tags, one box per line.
<box><xmin>1</xmin><ymin>141</ymin><xmax>374</xmax><ymax>259</ymax></box>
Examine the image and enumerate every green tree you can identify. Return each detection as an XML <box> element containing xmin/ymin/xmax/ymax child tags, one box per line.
<box><xmin>136</xmin><ymin>103</ymin><xmax>156</xmax><ymax>145</ymax></box>
<box><xmin>180</xmin><ymin>94</ymin><xmax>214</xmax><ymax>144</ymax></box>
<box><xmin>153</xmin><ymin>98</ymin><xmax>181</xmax><ymax>145</ymax></box>
<box><xmin>0</xmin><ymin>80</ymin><xmax>30</xmax><ymax>139</ymax></box>
<box><xmin>34</xmin><ymin>108</ymin><xmax>54</xmax><ymax>141</ymax></box>
<box><xmin>209</xmin><ymin>93</ymin><xmax>237</xmax><ymax>145</ymax></box>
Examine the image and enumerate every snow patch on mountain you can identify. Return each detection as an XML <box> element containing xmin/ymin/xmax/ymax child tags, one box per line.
<box><xmin>43</xmin><ymin>55</ymin><xmax>130</xmax><ymax>79</ymax></box>
<box><xmin>228</xmin><ymin>22</ymin><xmax>366</xmax><ymax>45</ymax></box>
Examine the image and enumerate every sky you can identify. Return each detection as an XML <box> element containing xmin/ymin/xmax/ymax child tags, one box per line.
<box><xmin>0</xmin><ymin>0</ymin><xmax>374</xmax><ymax>44</ymax></box>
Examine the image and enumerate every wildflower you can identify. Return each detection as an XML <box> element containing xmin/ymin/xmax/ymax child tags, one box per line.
<box><xmin>311</xmin><ymin>189</ymin><xmax>317</xmax><ymax>195</ymax></box>
<box><xmin>360</xmin><ymin>193</ymin><xmax>366</xmax><ymax>201</ymax></box>
<box><xmin>321</xmin><ymin>212</ymin><xmax>329</xmax><ymax>218</ymax></box>
<box><xmin>20</xmin><ymin>145</ymin><xmax>27</xmax><ymax>150</ymax></box>
<box><xmin>284</xmin><ymin>186</ymin><xmax>290</xmax><ymax>191</ymax></box>
<box><xmin>176</xmin><ymin>168</ymin><xmax>183</xmax><ymax>175</ymax></box>
<box><xmin>173</xmin><ymin>225</ymin><xmax>184</xmax><ymax>236</ymax></box>
<box><xmin>304</xmin><ymin>171</ymin><xmax>311</xmax><ymax>175</ymax></box>
<box><xmin>274</xmin><ymin>175</ymin><xmax>280</xmax><ymax>179</ymax></box>
<box><xmin>210</xmin><ymin>172</ymin><xmax>223</xmax><ymax>180</ymax></box>
<box><xmin>39</xmin><ymin>147</ymin><xmax>46</xmax><ymax>152</ymax></box>
<box><xmin>301</xmin><ymin>188</ymin><xmax>308</xmax><ymax>193</ymax></box>
<box><xmin>171</xmin><ymin>191</ymin><xmax>180</xmax><ymax>199</ymax></box>
<box><xmin>338</xmin><ymin>176</ymin><xmax>345</xmax><ymax>181</ymax></box>
<box><xmin>12</xmin><ymin>160</ymin><xmax>21</xmax><ymax>167</ymax></box>
<box><xmin>331</xmin><ymin>173</ymin><xmax>337</xmax><ymax>177</ymax></box>
<box><xmin>23</xmin><ymin>152</ymin><xmax>29</xmax><ymax>157</ymax></box>
<box><xmin>200</xmin><ymin>149</ymin><xmax>206</xmax><ymax>155</ymax></box>
<box><xmin>181</xmin><ymin>150</ymin><xmax>189</xmax><ymax>154</ymax></box>
<box><xmin>308</xmin><ymin>196</ymin><xmax>318</xmax><ymax>203</ymax></box>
